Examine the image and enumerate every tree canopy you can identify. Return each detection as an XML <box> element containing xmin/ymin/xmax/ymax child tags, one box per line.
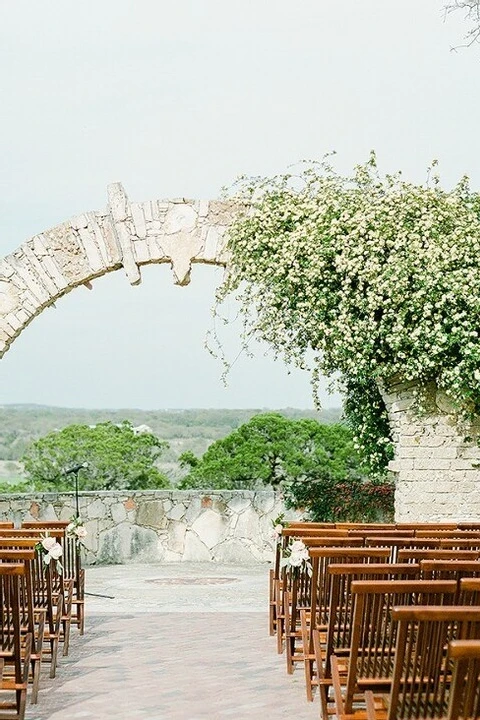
<box><xmin>218</xmin><ymin>155</ymin><xmax>480</xmax><ymax>472</ymax></box>
<box><xmin>179</xmin><ymin>413</ymin><xmax>393</xmax><ymax>521</ymax></box>
<box><xmin>179</xmin><ymin>412</ymin><xmax>359</xmax><ymax>490</ymax></box>
<box><xmin>21</xmin><ymin>421</ymin><xmax>170</xmax><ymax>491</ymax></box>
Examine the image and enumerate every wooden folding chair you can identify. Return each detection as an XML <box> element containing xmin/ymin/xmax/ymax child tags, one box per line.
<box><xmin>0</xmin><ymin>535</ymin><xmax>63</xmax><ymax>678</ymax></box>
<box><xmin>447</xmin><ymin>639</ymin><xmax>480</xmax><ymax>720</ymax></box>
<box><xmin>275</xmin><ymin>531</ymin><xmax>358</xmax><ymax>653</ymax></box>
<box><xmin>363</xmin><ymin>606</ymin><xmax>480</xmax><ymax>720</ymax></box>
<box><xmin>330</xmin><ymin>579</ymin><xmax>458</xmax><ymax>718</ymax></box>
<box><xmin>312</xmin><ymin>563</ymin><xmax>420</xmax><ymax>717</ymax></box>
<box><xmin>0</xmin><ymin>548</ymin><xmax>45</xmax><ymax>704</ymax></box>
<box><xmin>0</xmin><ymin>563</ymin><xmax>33</xmax><ymax>720</ymax></box>
<box><xmin>22</xmin><ymin>521</ymin><xmax>84</xmax><ymax>644</ymax></box>
<box><xmin>298</xmin><ymin>547</ymin><xmax>391</xmax><ymax>700</ymax></box>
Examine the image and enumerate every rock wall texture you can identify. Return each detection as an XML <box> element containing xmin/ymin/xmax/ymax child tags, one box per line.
<box><xmin>0</xmin><ymin>490</ymin><xmax>292</xmax><ymax>565</ymax></box>
<box><xmin>380</xmin><ymin>377</ymin><xmax>480</xmax><ymax>522</ymax></box>
<box><xmin>0</xmin><ymin>184</ymin><xmax>236</xmax><ymax>358</ymax></box>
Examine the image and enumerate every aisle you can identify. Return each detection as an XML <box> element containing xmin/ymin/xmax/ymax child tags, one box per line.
<box><xmin>26</xmin><ymin>565</ymin><xmax>319</xmax><ymax>720</ymax></box>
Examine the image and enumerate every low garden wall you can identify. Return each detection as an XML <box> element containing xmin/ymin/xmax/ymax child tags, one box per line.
<box><xmin>0</xmin><ymin>490</ymin><xmax>293</xmax><ymax>565</ymax></box>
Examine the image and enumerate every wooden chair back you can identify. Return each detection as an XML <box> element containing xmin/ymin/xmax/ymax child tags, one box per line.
<box><xmin>0</xmin><ymin>563</ymin><xmax>32</xmax><ymax>720</ymax></box>
<box><xmin>308</xmin><ymin>547</ymin><xmax>391</xmax><ymax>630</ymax></box>
<box><xmin>324</xmin><ymin>563</ymin><xmax>420</xmax><ymax>675</ymax></box>
<box><xmin>340</xmin><ymin>580</ymin><xmax>458</xmax><ymax>715</ymax></box>
<box><xmin>374</xmin><ymin>606</ymin><xmax>480</xmax><ymax>720</ymax></box>
<box><xmin>458</xmin><ymin>577</ymin><xmax>480</xmax><ymax>605</ymax></box>
<box><xmin>398</xmin><ymin>549</ymin><xmax>480</xmax><ymax>563</ymax></box>
<box><xmin>447</xmin><ymin>639</ymin><xmax>480</xmax><ymax>720</ymax></box>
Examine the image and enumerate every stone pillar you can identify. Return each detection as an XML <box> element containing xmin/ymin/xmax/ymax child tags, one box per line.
<box><xmin>379</xmin><ymin>377</ymin><xmax>480</xmax><ymax>522</ymax></box>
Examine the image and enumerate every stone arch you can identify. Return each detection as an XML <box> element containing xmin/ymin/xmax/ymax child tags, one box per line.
<box><xmin>0</xmin><ymin>183</ymin><xmax>236</xmax><ymax>358</ymax></box>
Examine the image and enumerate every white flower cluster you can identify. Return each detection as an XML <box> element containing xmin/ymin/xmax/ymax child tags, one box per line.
<box><xmin>66</xmin><ymin>518</ymin><xmax>88</xmax><ymax>540</ymax></box>
<box><xmin>281</xmin><ymin>539</ymin><xmax>312</xmax><ymax>575</ymax></box>
<box><xmin>270</xmin><ymin>523</ymin><xmax>284</xmax><ymax>542</ymax></box>
<box><xmin>40</xmin><ymin>536</ymin><xmax>63</xmax><ymax>565</ymax></box>
<box><xmin>218</xmin><ymin>154</ymin><xmax>480</xmax><ymax>470</ymax></box>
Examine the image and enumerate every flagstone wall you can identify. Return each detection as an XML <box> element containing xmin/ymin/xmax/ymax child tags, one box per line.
<box><xmin>0</xmin><ymin>490</ymin><xmax>294</xmax><ymax>565</ymax></box>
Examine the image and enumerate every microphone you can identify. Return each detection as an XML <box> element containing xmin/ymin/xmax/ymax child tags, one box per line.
<box><xmin>64</xmin><ymin>462</ymin><xmax>88</xmax><ymax>475</ymax></box>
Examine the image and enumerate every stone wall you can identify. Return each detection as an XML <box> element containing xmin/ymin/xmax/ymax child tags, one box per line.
<box><xmin>379</xmin><ymin>377</ymin><xmax>480</xmax><ymax>522</ymax></box>
<box><xmin>0</xmin><ymin>490</ymin><xmax>291</xmax><ymax>565</ymax></box>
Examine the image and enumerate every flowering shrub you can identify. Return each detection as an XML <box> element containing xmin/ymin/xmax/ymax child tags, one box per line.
<box><xmin>218</xmin><ymin>154</ymin><xmax>480</xmax><ymax>472</ymax></box>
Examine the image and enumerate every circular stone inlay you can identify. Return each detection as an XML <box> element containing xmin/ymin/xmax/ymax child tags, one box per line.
<box><xmin>146</xmin><ymin>577</ymin><xmax>238</xmax><ymax>586</ymax></box>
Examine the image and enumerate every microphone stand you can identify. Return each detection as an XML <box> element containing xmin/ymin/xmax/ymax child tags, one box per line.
<box><xmin>67</xmin><ymin>464</ymin><xmax>115</xmax><ymax>600</ymax></box>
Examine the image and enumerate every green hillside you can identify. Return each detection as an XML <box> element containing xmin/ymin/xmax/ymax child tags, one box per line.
<box><xmin>0</xmin><ymin>404</ymin><xmax>343</xmax><ymax>484</ymax></box>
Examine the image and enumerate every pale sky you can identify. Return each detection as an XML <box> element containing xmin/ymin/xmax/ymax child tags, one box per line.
<box><xmin>0</xmin><ymin>1</ymin><xmax>477</xmax><ymax>409</ymax></box>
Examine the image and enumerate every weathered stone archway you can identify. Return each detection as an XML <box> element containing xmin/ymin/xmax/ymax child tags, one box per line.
<box><xmin>0</xmin><ymin>183</ymin><xmax>235</xmax><ymax>358</ymax></box>
<box><xmin>2</xmin><ymin>187</ymin><xmax>480</xmax><ymax>523</ymax></box>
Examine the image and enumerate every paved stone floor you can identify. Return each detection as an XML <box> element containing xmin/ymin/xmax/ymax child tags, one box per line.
<box><xmin>25</xmin><ymin>563</ymin><xmax>320</xmax><ymax>720</ymax></box>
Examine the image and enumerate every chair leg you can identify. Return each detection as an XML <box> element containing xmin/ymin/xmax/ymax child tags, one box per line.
<box><xmin>62</xmin><ymin>580</ymin><xmax>74</xmax><ymax>656</ymax></box>
<box><xmin>49</xmin><ymin>592</ymin><xmax>64</xmax><ymax>679</ymax></box>
<box><xmin>275</xmin><ymin>580</ymin><xmax>285</xmax><ymax>654</ymax></box>
<box><xmin>30</xmin><ymin>655</ymin><xmax>42</xmax><ymax>704</ymax></box>
<box><xmin>313</xmin><ymin>628</ymin><xmax>330</xmax><ymax>720</ymax></box>
<box><xmin>301</xmin><ymin>609</ymin><xmax>314</xmax><ymax>701</ymax></box>
<box><xmin>269</xmin><ymin>569</ymin><xmax>276</xmax><ymax>636</ymax></box>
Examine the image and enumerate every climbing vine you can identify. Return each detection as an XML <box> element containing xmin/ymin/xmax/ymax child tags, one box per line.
<box><xmin>216</xmin><ymin>153</ymin><xmax>480</xmax><ymax>473</ymax></box>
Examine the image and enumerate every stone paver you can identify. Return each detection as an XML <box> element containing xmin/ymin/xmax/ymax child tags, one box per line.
<box><xmin>25</xmin><ymin>564</ymin><xmax>319</xmax><ymax>720</ymax></box>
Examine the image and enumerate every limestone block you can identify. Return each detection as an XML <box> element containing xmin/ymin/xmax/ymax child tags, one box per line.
<box><xmin>167</xmin><ymin>521</ymin><xmax>187</xmax><ymax>554</ymax></box>
<box><xmin>43</xmin><ymin>223</ymin><xmax>91</xmax><ymax>283</ymax></box>
<box><xmin>182</xmin><ymin>530</ymin><xmax>211</xmax><ymax>561</ymax></box>
<box><xmin>111</xmin><ymin>502</ymin><xmax>127</xmax><ymax>524</ymax></box>
<box><xmin>107</xmin><ymin>183</ymin><xmax>141</xmax><ymax>286</ymax></box>
<box><xmin>234</xmin><ymin>506</ymin><xmax>261</xmax><ymax>541</ymax></box>
<box><xmin>388</xmin><ymin>460</ymin><xmax>414</xmax><ymax>472</ymax></box>
<box><xmin>86</xmin><ymin>498</ymin><xmax>106</xmax><ymax>520</ymax></box>
<box><xmin>38</xmin><ymin>503</ymin><xmax>58</xmax><ymax>521</ymax></box>
<box><xmin>164</xmin><ymin>204</ymin><xmax>198</xmax><ymax>234</ymax></box>
<box><xmin>184</xmin><ymin>496</ymin><xmax>202</xmax><ymax>525</ymax></box>
<box><xmin>131</xmin><ymin>203</ymin><xmax>147</xmax><ymax>239</ymax></box>
<box><xmin>136</xmin><ymin>500</ymin><xmax>168</xmax><ymax>530</ymax></box>
<box><xmin>190</xmin><ymin>509</ymin><xmax>226</xmax><ymax>549</ymax></box>
<box><xmin>252</xmin><ymin>492</ymin><xmax>276</xmax><ymax>515</ymax></box>
<box><xmin>168</xmin><ymin>503</ymin><xmax>186</xmax><ymax>521</ymax></box>
<box><xmin>83</xmin><ymin>519</ymin><xmax>99</xmax><ymax>554</ymax></box>
<box><xmin>212</xmin><ymin>539</ymin><xmax>258</xmax><ymax>565</ymax></box>
<box><xmin>227</xmin><ymin>495</ymin><xmax>252</xmax><ymax>514</ymax></box>
<box><xmin>97</xmin><ymin>524</ymin><xmax>160</xmax><ymax>564</ymax></box>
<box><xmin>413</xmin><ymin>459</ymin><xmax>452</xmax><ymax>471</ymax></box>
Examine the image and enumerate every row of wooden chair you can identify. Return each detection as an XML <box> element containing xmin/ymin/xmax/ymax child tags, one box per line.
<box><xmin>270</xmin><ymin>521</ymin><xmax>480</xmax><ymax>719</ymax></box>
<box><xmin>0</xmin><ymin>520</ymin><xmax>86</xmax><ymax>719</ymax></box>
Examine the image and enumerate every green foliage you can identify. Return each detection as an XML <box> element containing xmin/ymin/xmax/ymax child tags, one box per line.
<box><xmin>179</xmin><ymin>413</ymin><xmax>365</xmax><ymax>495</ymax></box>
<box><xmin>285</xmin><ymin>474</ymin><xmax>395</xmax><ymax>523</ymax></box>
<box><xmin>21</xmin><ymin>421</ymin><xmax>170</xmax><ymax>491</ymax></box>
<box><xmin>219</xmin><ymin>154</ymin><xmax>480</xmax><ymax>472</ymax></box>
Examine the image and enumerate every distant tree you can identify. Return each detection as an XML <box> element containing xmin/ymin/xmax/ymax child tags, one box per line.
<box><xmin>179</xmin><ymin>413</ymin><xmax>394</xmax><ymax>521</ymax></box>
<box><xmin>180</xmin><ymin>413</ymin><xmax>353</xmax><ymax>489</ymax></box>
<box><xmin>21</xmin><ymin>421</ymin><xmax>170</xmax><ymax>491</ymax></box>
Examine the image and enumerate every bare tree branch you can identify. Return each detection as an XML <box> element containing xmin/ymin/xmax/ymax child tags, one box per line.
<box><xmin>445</xmin><ymin>0</ymin><xmax>480</xmax><ymax>47</ymax></box>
